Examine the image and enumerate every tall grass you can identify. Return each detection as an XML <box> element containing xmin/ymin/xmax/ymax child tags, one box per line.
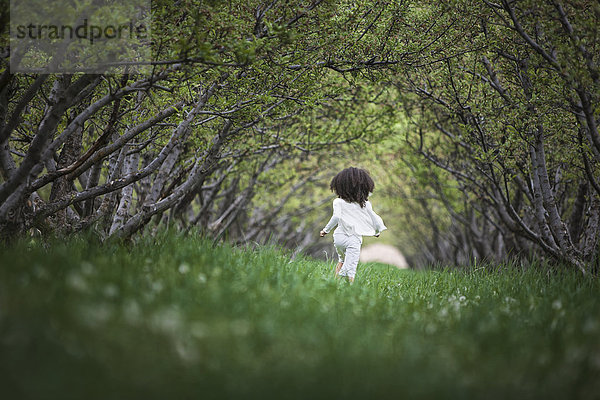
<box><xmin>1</xmin><ymin>232</ymin><xmax>599</xmax><ymax>399</ymax></box>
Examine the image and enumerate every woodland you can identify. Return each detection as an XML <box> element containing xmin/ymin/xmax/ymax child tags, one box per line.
<box><xmin>1</xmin><ymin>0</ymin><xmax>599</xmax><ymax>273</ymax></box>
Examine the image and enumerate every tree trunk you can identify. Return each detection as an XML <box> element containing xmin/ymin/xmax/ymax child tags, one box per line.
<box><xmin>109</xmin><ymin>149</ymin><xmax>140</xmax><ymax>236</ymax></box>
<box><xmin>112</xmin><ymin>121</ymin><xmax>234</xmax><ymax>239</ymax></box>
<box><xmin>568</xmin><ymin>181</ymin><xmax>588</xmax><ymax>246</ymax></box>
<box><xmin>582</xmin><ymin>194</ymin><xmax>600</xmax><ymax>260</ymax></box>
<box><xmin>531</xmin><ymin>126</ymin><xmax>584</xmax><ymax>272</ymax></box>
<box><xmin>48</xmin><ymin>124</ymin><xmax>84</xmax><ymax>232</ymax></box>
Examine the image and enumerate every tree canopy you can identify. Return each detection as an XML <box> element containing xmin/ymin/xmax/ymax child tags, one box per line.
<box><xmin>1</xmin><ymin>0</ymin><xmax>599</xmax><ymax>272</ymax></box>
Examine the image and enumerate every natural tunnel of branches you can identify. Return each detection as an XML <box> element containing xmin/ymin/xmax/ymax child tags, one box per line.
<box><xmin>1</xmin><ymin>0</ymin><xmax>599</xmax><ymax>273</ymax></box>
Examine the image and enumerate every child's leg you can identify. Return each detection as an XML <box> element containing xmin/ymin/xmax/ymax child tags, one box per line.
<box><xmin>334</xmin><ymin>238</ymin><xmax>345</xmax><ymax>277</ymax></box>
<box><xmin>338</xmin><ymin>236</ymin><xmax>361</xmax><ymax>281</ymax></box>
<box><xmin>335</xmin><ymin>262</ymin><xmax>343</xmax><ymax>275</ymax></box>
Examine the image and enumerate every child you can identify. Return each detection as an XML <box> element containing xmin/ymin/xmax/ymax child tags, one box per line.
<box><xmin>320</xmin><ymin>167</ymin><xmax>387</xmax><ymax>282</ymax></box>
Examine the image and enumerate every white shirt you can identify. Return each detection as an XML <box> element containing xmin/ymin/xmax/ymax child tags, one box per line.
<box><xmin>323</xmin><ymin>198</ymin><xmax>387</xmax><ymax>236</ymax></box>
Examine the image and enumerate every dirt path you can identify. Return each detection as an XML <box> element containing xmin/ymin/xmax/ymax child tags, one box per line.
<box><xmin>360</xmin><ymin>243</ymin><xmax>409</xmax><ymax>269</ymax></box>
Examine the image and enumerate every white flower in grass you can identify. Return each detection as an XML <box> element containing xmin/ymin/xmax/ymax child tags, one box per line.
<box><xmin>103</xmin><ymin>283</ymin><xmax>119</xmax><ymax>298</ymax></box>
<box><xmin>66</xmin><ymin>271</ymin><xmax>88</xmax><ymax>292</ymax></box>
<box><xmin>425</xmin><ymin>323</ymin><xmax>437</xmax><ymax>334</ymax></box>
<box><xmin>552</xmin><ymin>299</ymin><xmax>562</xmax><ymax>310</ymax></box>
<box><xmin>80</xmin><ymin>261</ymin><xmax>95</xmax><ymax>276</ymax></box>
<box><xmin>174</xmin><ymin>337</ymin><xmax>199</xmax><ymax>364</ymax></box>
<box><xmin>197</xmin><ymin>273</ymin><xmax>207</xmax><ymax>284</ymax></box>
<box><xmin>178</xmin><ymin>263</ymin><xmax>190</xmax><ymax>274</ymax></box>
<box><xmin>151</xmin><ymin>307</ymin><xmax>183</xmax><ymax>335</ymax></box>
<box><xmin>151</xmin><ymin>280</ymin><xmax>164</xmax><ymax>293</ymax></box>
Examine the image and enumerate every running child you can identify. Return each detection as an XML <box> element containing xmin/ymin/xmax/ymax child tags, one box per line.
<box><xmin>320</xmin><ymin>167</ymin><xmax>387</xmax><ymax>282</ymax></box>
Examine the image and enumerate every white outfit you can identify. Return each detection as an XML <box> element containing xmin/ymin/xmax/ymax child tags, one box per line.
<box><xmin>333</xmin><ymin>232</ymin><xmax>362</xmax><ymax>278</ymax></box>
<box><xmin>322</xmin><ymin>198</ymin><xmax>387</xmax><ymax>279</ymax></box>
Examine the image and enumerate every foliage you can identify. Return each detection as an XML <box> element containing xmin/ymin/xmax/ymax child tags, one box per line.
<box><xmin>2</xmin><ymin>0</ymin><xmax>599</xmax><ymax>271</ymax></box>
<box><xmin>0</xmin><ymin>0</ymin><xmax>405</xmax><ymax>246</ymax></box>
<box><xmin>351</xmin><ymin>0</ymin><xmax>600</xmax><ymax>271</ymax></box>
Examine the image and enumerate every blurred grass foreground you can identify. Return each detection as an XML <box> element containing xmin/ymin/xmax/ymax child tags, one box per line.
<box><xmin>1</xmin><ymin>232</ymin><xmax>599</xmax><ymax>399</ymax></box>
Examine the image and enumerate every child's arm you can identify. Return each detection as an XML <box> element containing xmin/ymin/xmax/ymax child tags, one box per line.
<box><xmin>320</xmin><ymin>199</ymin><xmax>340</xmax><ymax>236</ymax></box>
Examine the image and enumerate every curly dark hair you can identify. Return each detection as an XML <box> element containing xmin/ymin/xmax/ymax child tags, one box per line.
<box><xmin>330</xmin><ymin>167</ymin><xmax>374</xmax><ymax>208</ymax></box>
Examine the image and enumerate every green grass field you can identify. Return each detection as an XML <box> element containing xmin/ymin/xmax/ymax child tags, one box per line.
<box><xmin>1</xmin><ymin>232</ymin><xmax>599</xmax><ymax>399</ymax></box>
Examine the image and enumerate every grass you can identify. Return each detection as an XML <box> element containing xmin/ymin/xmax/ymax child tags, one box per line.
<box><xmin>1</xmin><ymin>232</ymin><xmax>599</xmax><ymax>399</ymax></box>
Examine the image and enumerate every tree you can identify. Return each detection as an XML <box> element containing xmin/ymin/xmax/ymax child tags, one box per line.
<box><xmin>0</xmin><ymin>0</ymin><xmax>407</xmax><ymax>245</ymax></box>
<box><xmin>381</xmin><ymin>0</ymin><xmax>599</xmax><ymax>272</ymax></box>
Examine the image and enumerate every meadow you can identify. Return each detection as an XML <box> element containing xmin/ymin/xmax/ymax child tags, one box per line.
<box><xmin>1</xmin><ymin>232</ymin><xmax>599</xmax><ymax>399</ymax></box>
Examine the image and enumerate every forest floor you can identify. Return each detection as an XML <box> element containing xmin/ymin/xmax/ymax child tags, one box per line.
<box><xmin>1</xmin><ymin>232</ymin><xmax>599</xmax><ymax>399</ymax></box>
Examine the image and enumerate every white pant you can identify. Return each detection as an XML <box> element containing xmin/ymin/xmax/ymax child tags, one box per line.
<box><xmin>333</xmin><ymin>232</ymin><xmax>362</xmax><ymax>279</ymax></box>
